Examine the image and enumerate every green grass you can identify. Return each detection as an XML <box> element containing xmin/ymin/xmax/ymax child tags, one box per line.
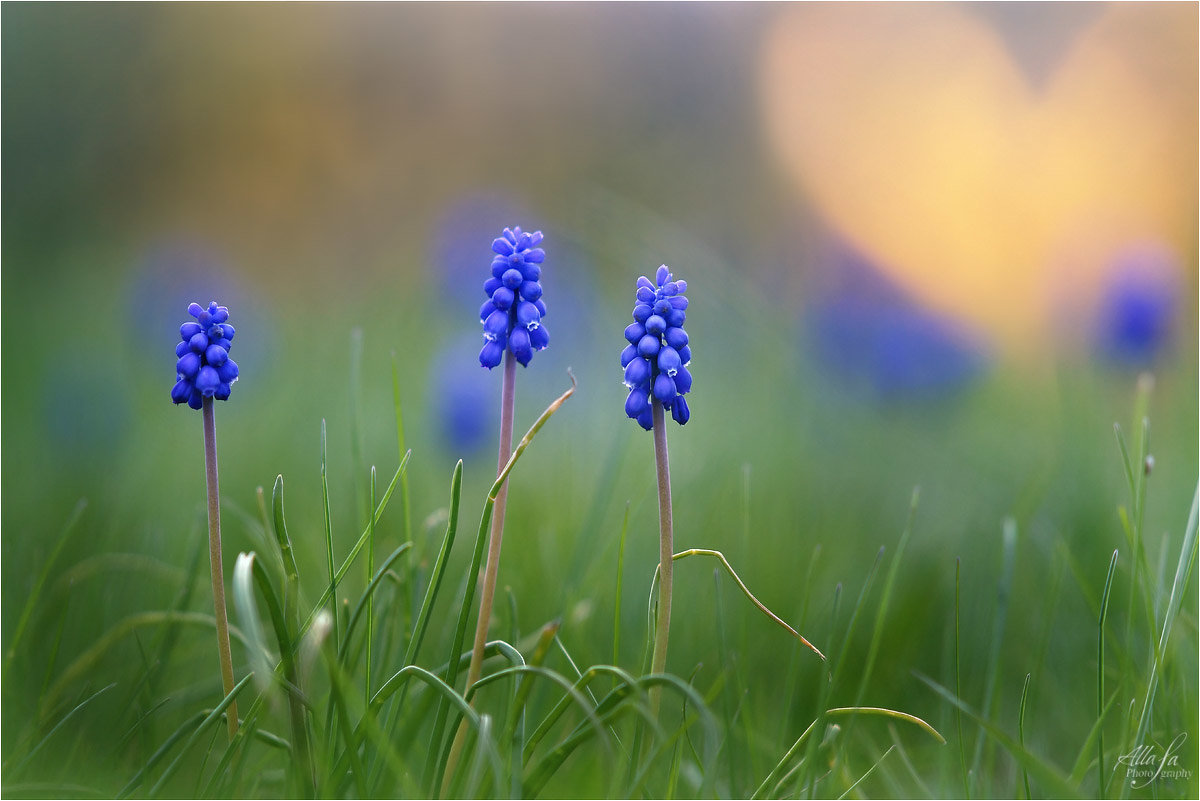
<box><xmin>2</xmin><ymin>319</ymin><xmax>1196</xmax><ymax>799</ymax></box>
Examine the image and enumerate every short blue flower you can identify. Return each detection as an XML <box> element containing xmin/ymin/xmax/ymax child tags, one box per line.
<box><xmin>171</xmin><ymin>301</ymin><xmax>239</xmax><ymax>410</ymax></box>
<box><xmin>622</xmin><ymin>265</ymin><xmax>692</xmax><ymax>430</ymax></box>
<box><xmin>479</xmin><ymin>226</ymin><xmax>549</xmax><ymax>368</ymax></box>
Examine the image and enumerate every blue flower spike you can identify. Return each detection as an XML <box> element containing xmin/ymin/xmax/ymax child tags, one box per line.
<box><xmin>171</xmin><ymin>301</ymin><xmax>239</xmax><ymax>410</ymax></box>
<box><xmin>479</xmin><ymin>226</ymin><xmax>549</xmax><ymax>368</ymax></box>
<box><xmin>622</xmin><ymin>265</ymin><xmax>692</xmax><ymax>429</ymax></box>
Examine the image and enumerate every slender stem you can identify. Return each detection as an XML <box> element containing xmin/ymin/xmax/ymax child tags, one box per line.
<box><xmin>445</xmin><ymin>348</ymin><xmax>517</xmax><ymax>795</ymax></box>
<box><xmin>202</xmin><ymin>398</ymin><xmax>239</xmax><ymax>741</ymax></box>
<box><xmin>649</xmin><ymin>400</ymin><xmax>674</xmax><ymax>718</ymax></box>
<box><xmin>468</xmin><ymin>347</ymin><xmax>517</xmax><ymax>691</ymax></box>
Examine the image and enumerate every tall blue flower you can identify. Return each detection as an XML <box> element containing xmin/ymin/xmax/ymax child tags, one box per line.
<box><xmin>622</xmin><ymin>265</ymin><xmax>692</xmax><ymax>430</ymax></box>
<box><xmin>171</xmin><ymin>301</ymin><xmax>239</xmax><ymax>410</ymax></box>
<box><xmin>479</xmin><ymin>226</ymin><xmax>549</xmax><ymax>368</ymax></box>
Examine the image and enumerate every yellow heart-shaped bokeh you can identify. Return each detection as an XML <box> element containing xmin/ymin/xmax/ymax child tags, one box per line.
<box><xmin>760</xmin><ymin>3</ymin><xmax>1196</xmax><ymax>354</ymax></box>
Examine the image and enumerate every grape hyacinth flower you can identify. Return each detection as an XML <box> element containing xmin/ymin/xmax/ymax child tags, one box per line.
<box><xmin>170</xmin><ymin>300</ymin><xmax>240</xmax><ymax>740</ymax></box>
<box><xmin>171</xmin><ymin>301</ymin><xmax>239</xmax><ymax>409</ymax></box>
<box><xmin>621</xmin><ymin>265</ymin><xmax>692</xmax><ymax>430</ymax></box>
<box><xmin>460</xmin><ymin>227</ymin><xmax>548</xmax><ymax>748</ymax></box>
<box><xmin>478</xmin><ymin>226</ymin><xmax>549</xmax><ymax>369</ymax></box>
<box><xmin>621</xmin><ymin>264</ymin><xmax>691</xmax><ymax>716</ymax></box>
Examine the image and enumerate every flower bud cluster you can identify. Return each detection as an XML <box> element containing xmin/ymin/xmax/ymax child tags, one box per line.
<box><xmin>621</xmin><ymin>265</ymin><xmax>692</xmax><ymax>429</ymax></box>
<box><xmin>479</xmin><ymin>226</ymin><xmax>549</xmax><ymax>368</ymax></box>
<box><xmin>171</xmin><ymin>301</ymin><xmax>239</xmax><ymax>410</ymax></box>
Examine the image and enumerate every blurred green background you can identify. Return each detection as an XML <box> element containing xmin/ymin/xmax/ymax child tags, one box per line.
<box><xmin>2</xmin><ymin>3</ymin><xmax>1197</xmax><ymax>796</ymax></box>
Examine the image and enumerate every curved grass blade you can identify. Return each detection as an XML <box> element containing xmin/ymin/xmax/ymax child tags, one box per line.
<box><xmin>1018</xmin><ymin>673</ymin><xmax>1032</xmax><ymax>799</ymax></box>
<box><xmin>653</xmin><ymin>548</ymin><xmax>825</xmax><ymax>660</ymax></box>
<box><xmin>4</xmin><ymin>499</ymin><xmax>87</xmax><ymax>685</ymax></box>
<box><xmin>147</xmin><ymin>672</ymin><xmax>255</xmax><ymax>798</ymax></box>
<box><xmin>915</xmin><ymin>672</ymin><xmax>1080</xmax><ymax>799</ymax></box>
<box><xmin>461</xmin><ymin>714</ymin><xmax>500</xmax><ymax>799</ymax></box>
<box><xmin>523</xmin><ymin>664</ymin><xmax>650</xmax><ymax>764</ymax></box>
<box><xmin>524</xmin><ymin>672</ymin><xmax>718</xmax><ymax>799</ymax></box>
<box><xmin>825</xmin><ymin>706</ymin><xmax>945</xmax><ymax>744</ymax></box>
<box><xmin>12</xmin><ymin>682</ymin><xmax>115</xmax><ymax>777</ymax></box>
<box><xmin>44</xmin><ymin>612</ymin><xmax>251</xmax><ymax>713</ymax></box>
<box><xmin>472</xmin><ymin>663</ymin><xmax>610</xmax><ymax>761</ymax></box>
<box><xmin>271</xmin><ymin>476</ymin><xmax>302</xmax><ymax>631</ymax></box>
<box><xmin>233</xmin><ymin>551</ymin><xmax>315</xmax><ymax>796</ymax></box>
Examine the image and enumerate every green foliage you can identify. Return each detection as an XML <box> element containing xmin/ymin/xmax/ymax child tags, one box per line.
<box><xmin>1</xmin><ymin>344</ymin><xmax>1195</xmax><ymax>799</ymax></box>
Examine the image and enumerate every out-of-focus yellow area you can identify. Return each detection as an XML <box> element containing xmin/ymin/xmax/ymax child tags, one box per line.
<box><xmin>761</xmin><ymin>3</ymin><xmax>1197</xmax><ymax>354</ymax></box>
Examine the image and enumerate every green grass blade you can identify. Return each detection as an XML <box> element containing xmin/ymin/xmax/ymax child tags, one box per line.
<box><xmin>270</xmin><ymin>475</ymin><xmax>301</xmax><ymax>634</ymax></box>
<box><xmin>1127</xmin><ymin>482</ymin><xmax>1199</xmax><ymax>790</ymax></box>
<box><xmin>233</xmin><ymin>551</ymin><xmax>314</xmax><ymax>796</ymax></box>
<box><xmin>752</xmin><ymin>718</ymin><xmax>818</xmax><ymax>799</ymax></box>
<box><xmin>1070</xmin><ymin>691</ymin><xmax>1119</xmax><ymax>786</ymax></box>
<box><xmin>837</xmin><ymin>744</ymin><xmax>895</xmax><ymax>800</ymax></box>
<box><xmin>322</xmin><ymin>635</ymin><xmax>367</xmax><ymax>799</ymax></box>
<box><xmin>3</xmin><ymin>499</ymin><xmax>87</xmax><ymax>685</ymax></box>
<box><xmin>366</xmin><ymin>465</ymin><xmax>376</xmax><ymax>704</ymax></box>
<box><xmin>970</xmin><ymin>517</ymin><xmax>1017</xmax><ymax>787</ymax></box>
<box><xmin>916</xmin><ymin>672</ymin><xmax>1081</xmax><ymax>799</ymax></box>
<box><xmin>320</xmin><ymin>420</ymin><xmax>340</xmax><ymax>647</ymax></box>
<box><xmin>1018</xmin><ymin>673</ymin><xmax>1032</xmax><ymax>799</ymax></box>
<box><xmin>656</xmin><ymin>548</ymin><xmax>824</xmax><ymax>660</ymax></box>
<box><xmin>523</xmin><ymin>664</ymin><xmax>649</xmax><ymax>764</ymax></box>
<box><xmin>147</xmin><ymin>672</ymin><xmax>255</xmax><ymax>798</ymax></box>
<box><xmin>390</xmin><ymin>352</ymin><xmax>413</xmax><ymax>566</ymax></box>
<box><xmin>1097</xmin><ymin>548</ymin><xmax>1118</xmax><ymax>797</ymax></box>
<box><xmin>298</xmin><ymin>450</ymin><xmax>412</xmax><ymax>642</ymax></box>
<box><xmin>824</xmin><ymin>706</ymin><xmax>945</xmax><ymax>744</ymax></box>
<box><xmin>524</xmin><ymin>672</ymin><xmax>716</xmax><ymax>799</ymax></box>
<box><xmin>44</xmin><ymin>611</ymin><xmax>251</xmax><ymax>713</ymax></box>
<box><xmin>13</xmin><ymin>682</ymin><xmax>115</xmax><ymax>776</ymax></box>
<box><xmin>425</xmin><ymin>375</ymin><xmax>576</xmax><ymax>790</ymax></box>
<box><xmin>339</xmin><ymin>542</ymin><xmax>413</xmax><ymax>663</ymax></box>
<box><xmin>855</xmin><ymin>487</ymin><xmax>918</xmax><ymax>707</ymax></box>
<box><xmin>117</xmin><ymin>711</ymin><xmax>205</xmax><ymax>798</ymax></box>
<box><xmin>371</xmin><ymin>460</ymin><xmax>464</xmax><ymax>791</ymax></box>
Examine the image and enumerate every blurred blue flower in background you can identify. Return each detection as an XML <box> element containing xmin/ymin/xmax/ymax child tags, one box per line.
<box><xmin>431</xmin><ymin>192</ymin><xmax>534</xmax><ymax>316</ymax></box>
<box><xmin>806</xmin><ymin>243</ymin><xmax>987</xmax><ymax>399</ymax></box>
<box><xmin>129</xmin><ymin>238</ymin><xmax>244</xmax><ymax>351</ymax></box>
<box><xmin>129</xmin><ymin>236</ymin><xmax>267</xmax><ymax>402</ymax></box>
<box><xmin>1096</xmin><ymin>242</ymin><xmax>1180</xmax><ymax>366</ymax></box>
<box><xmin>428</xmin><ymin>334</ymin><xmax>495</xmax><ymax>457</ymax></box>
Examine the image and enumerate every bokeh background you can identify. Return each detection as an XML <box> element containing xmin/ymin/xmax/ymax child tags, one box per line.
<box><xmin>2</xmin><ymin>2</ymin><xmax>1197</xmax><ymax>795</ymax></box>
